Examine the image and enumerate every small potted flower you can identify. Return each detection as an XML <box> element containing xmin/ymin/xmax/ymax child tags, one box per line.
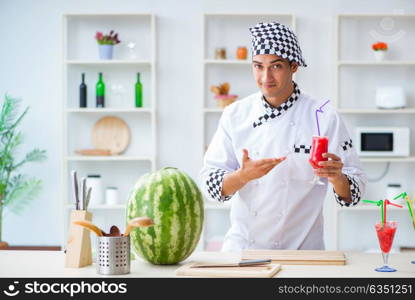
<box><xmin>210</xmin><ymin>82</ymin><xmax>238</xmax><ymax>108</ymax></box>
<box><xmin>372</xmin><ymin>41</ymin><xmax>388</xmax><ymax>61</ymax></box>
<box><xmin>95</xmin><ymin>30</ymin><xmax>121</xmax><ymax>60</ymax></box>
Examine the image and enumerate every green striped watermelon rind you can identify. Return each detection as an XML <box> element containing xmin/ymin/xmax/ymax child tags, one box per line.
<box><xmin>126</xmin><ymin>167</ymin><xmax>204</xmax><ymax>265</ymax></box>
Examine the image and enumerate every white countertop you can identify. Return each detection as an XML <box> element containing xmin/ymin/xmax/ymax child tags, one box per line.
<box><xmin>1</xmin><ymin>250</ymin><xmax>415</xmax><ymax>278</ymax></box>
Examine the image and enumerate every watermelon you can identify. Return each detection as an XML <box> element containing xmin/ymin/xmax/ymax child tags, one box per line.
<box><xmin>126</xmin><ymin>167</ymin><xmax>204</xmax><ymax>265</ymax></box>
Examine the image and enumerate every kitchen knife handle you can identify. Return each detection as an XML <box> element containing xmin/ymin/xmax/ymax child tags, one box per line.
<box><xmin>72</xmin><ymin>170</ymin><xmax>79</xmax><ymax>210</ymax></box>
<box><xmin>85</xmin><ymin>187</ymin><xmax>92</xmax><ymax>211</ymax></box>
<box><xmin>81</xmin><ymin>177</ymin><xmax>86</xmax><ymax>210</ymax></box>
<box><xmin>238</xmin><ymin>259</ymin><xmax>272</xmax><ymax>266</ymax></box>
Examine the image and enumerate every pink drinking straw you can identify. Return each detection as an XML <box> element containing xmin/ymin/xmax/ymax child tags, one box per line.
<box><xmin>315</xmin><ymin>100</ymin><xmax>331</xmax><ymax>136</ymax></box>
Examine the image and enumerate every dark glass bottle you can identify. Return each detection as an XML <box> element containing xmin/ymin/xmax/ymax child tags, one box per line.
<box><xmin>135</xmin><ymin>72</ymin><xmax>143</xmax><ymax>108</ymax></box>
<box><xmin>96</xmin><ymin>72</ymin><xmax>105</xmax><ymax>108</ymax></box>
<box><xmin>79</xmin><ymin>73</ymin><xmax>87</xmax><ymax>108</ymax></box>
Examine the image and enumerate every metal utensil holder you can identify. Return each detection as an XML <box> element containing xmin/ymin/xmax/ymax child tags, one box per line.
<box><xmin>97</xmin><ymin>236</ymin><xmax>130</xmax><ymax>275</ymax></box>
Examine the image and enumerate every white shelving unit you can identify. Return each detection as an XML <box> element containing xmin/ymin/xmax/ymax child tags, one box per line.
<box><xmin>338</xmin><ymin>108</ymin><xmax>415</xmax><ymax>114</ymax></box>
<box><xmin>201</xmin><ymin>13</ymin><xmax>295</xmax><ymax>251</ymax></box>
<box><xmin>65</xmin><ymin>60</ymin><xmax>152</xmax><ymax>65</ymax></box>
<box><xmin>204</xmin><ymin>59</ymin><xmax>252</xmax><ymax>65</ymax></box>
<box><xmin>333</xmin><ymin>14</ymin><xmax>415</xmax><ymax>251</ymax></box>
<box><xmin>338</xmin><ymin>61</ymin><xmax>415</xmax><ymax>66</ymax></box>
<box><xmin>337</xmin><ymin>205</ymin><xmax>403</xmax><ymax>212</ymax></box>
<box><xmin>360</xmin><ymin>157</ymin><xmax>415</xmax><ymax>163</ymax></box>
<box><xmin>66</xmin><ymin>108</ymin><xmax>154</xmax><ymax>113</ymax></box>
<box><xmin>61</xmin><ymin>13</ymin><xmax>157</xmax><ymax>248</ymax></box>
<box><xmin>65</xmin><ymin>204</ymin><xmax>126</xmax><ymax>210</ymax></box>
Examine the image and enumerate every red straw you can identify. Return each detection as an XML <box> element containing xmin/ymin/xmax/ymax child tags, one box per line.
<box><xmin>383</xmin><ymin>199</ymin><xmax>403</xmax><ymax>226</ymax></box>
<box><xmin>387</xmin><ymin>201</ymin><xmax>403</xmax><ymax>208</ymax></box>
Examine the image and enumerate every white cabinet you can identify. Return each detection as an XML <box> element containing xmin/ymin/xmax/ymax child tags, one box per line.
<box><xmin>61</xmin><ymin>14</ymin><xmax>157</xmax><ymax>248</ymax></box>
<box><xmin>333</xmin><ymin>14</ymin><xmax>415</xmax><ymax>251</ymax></box>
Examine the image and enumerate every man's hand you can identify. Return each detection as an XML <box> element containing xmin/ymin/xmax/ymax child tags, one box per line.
<box><xmin>314</xmin><ymin>152</ymin><xmax>344</xmax><ymax>184</ymax></box>
<box><xmin>315</xmin><ymin>152</ymin><xmax>352</xmax><ymax>203</ymax></box>
<box><xmin>237</xmin><ymin>149</ymin><xmax>286</xmax><ymax>184</ymax></box>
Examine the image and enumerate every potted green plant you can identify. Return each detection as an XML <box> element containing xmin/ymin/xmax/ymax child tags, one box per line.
<box><xmin>0</xmin><ymin>95</ymin><xmax>46</xmax><ymax>248</ymax></box>
<box><xmin>95</xmin><ymin>30</ymin><xmax>121</xmax><ymax>60</ymax></box>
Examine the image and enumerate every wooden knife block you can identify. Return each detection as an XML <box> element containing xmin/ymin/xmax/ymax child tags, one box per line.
<box><xmin>65</xmin><ymin>210</ymin><xmax>93</xmax><ymax>268</ymax></box>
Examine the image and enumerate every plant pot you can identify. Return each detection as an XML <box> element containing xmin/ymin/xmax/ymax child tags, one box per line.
<box><xmin>374</xmin><ymin>51</ymin><xmax>386</xmax><ymax>62</ymax></box>
<box><xmin>0</xmin><ymin>241</ymin><xmax>8</xmax><ymax>249</ymax></box>
<box><xmin>98</xmin><ymin>44</ymin><xmax>114</xmax><ymax>60</ymax></box>
<box><xmin>214</xmin><ymin>94</ymin><xmax>238</xmax><ymax>108</ymax></box>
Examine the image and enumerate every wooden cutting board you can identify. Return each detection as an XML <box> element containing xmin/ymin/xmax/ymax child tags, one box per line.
<box><xmin>92</xmin><ymin>116</ymin><xmax>130</xmax><ymax>155</ymax></box>
<box><xmin>175</xmin><ymin>262</ymin><xmax>281</xmax><ymax>278</ymax></box>
<box><xmin>242</xmin><ymin>250</ymin><xmax>346</xmax><ymax>265</ymax></box>
<box><xmin>75</xmin><ymin>149</ymin><xmax>112</xmax><ymax>156</ymax></box>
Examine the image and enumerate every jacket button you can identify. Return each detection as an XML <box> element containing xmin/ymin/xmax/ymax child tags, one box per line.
<box><xmin>290</xmin><ymin>121</ymin><xmax>295</xmax><ymax>126</ymax></box>
<box><xmin>252</xmin><ymin>211</ymin><xmax>258</xmax><ymax>217</ymax></box>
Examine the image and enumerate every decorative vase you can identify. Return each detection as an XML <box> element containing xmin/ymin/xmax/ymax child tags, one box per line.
<box><xmin>236</xmin><ymin>46</ymin><xmax>248</xmax><ymax>60</ymax></box>
<box><xmin>98</xmin><ymin>44</ymin><xmax>114</xmax><ymax>60</ymax></box>
<box><xmin>374</xmin><ymin>51</ymin><xmax>386</xmax><ymax>62</ymax></box>
<box><xmin>215</xmin><ymin>94</ymin><xmax>238</xmax><ymax>108</ymax></box>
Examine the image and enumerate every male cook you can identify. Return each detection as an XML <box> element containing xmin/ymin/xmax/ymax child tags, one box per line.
<box><xmin>199</xmin><ymin>22</ymin><xmax>367</xmax><ymax>251</ymax></box>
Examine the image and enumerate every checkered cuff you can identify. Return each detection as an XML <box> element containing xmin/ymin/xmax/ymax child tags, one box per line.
<box><xmin>206</xmin><ymin>168</ymin><xmax>233</xmax><ymax>202</ymax></box>
<box><xmin>334</xmin><ymin>174</ymin><xmax>361</xmax><ymax>207</ymax></box>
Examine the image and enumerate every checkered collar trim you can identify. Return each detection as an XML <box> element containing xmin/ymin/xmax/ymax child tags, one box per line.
<box><xmin>253</xmin><ymin>82</ymin><xmax>301</xmax><ymax>128</ymax></box>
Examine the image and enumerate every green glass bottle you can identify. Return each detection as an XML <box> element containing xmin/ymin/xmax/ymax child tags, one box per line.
<box><xmin>135</xmin><ymin>72</ymin><xmax>143</xmax><ymax>108</ymax></box>
<box><xmin>96</xmin><ymin>72</ymin><xmax>105</xmax><ymax>108</ymax></box>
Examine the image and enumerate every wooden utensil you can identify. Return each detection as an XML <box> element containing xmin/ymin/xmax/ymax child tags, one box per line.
<box><xmin>73</xmin><ymin>220</ymin><xmax>104</xmax><ymax>237</ymax></box>
<box><xmin>242</xmin><ymin>250</ymin><xmax>346</xmax><ymax>265</ymax></box>
<box><xmin>92</xmin><ymin>116</ymin><xmax>130</xmax><ymax>155</ymax></box>
<box><xmin>75</xmin><ymin>149</ymin><xmax>112</xmax><ymax>156</ymax></box>
<box><xmin>109</xmin><ymin>225</ymin><xmax>121</xmax><ymax>237</ymax></box>
<box><xmin>124</xmin><ymin>217</ymin><xmax>154</xmax><ymax>236</ymax></box>
<box><xmin>176</xmin><ymin>262</ymin><xmax>281</xmax><ymax>278</ymax></box>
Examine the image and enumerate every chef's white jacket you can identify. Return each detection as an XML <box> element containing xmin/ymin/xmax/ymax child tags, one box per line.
<box><xmin>199</xmin><ymin>88</ymin><xmax>367</xmax><ymax>251</ymax></box>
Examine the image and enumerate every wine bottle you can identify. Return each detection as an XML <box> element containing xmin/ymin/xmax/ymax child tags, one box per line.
<box><xmin>135</xmin><ymin>72</ymin><xmax>143</xmax><ymax>108</ymax></box>
<box><xmin>96</xmin><ymin>72</ymin><xmax>105</xmax><ymax>108</ymax></box>
<box><xmin>79</xmin><ymin>73</ymin><xmax>87</xmax><ymax>108</ymax></box>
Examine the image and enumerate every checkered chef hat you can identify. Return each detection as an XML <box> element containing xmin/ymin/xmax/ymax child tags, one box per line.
<box><xmin>249</xmin><ymin>22</ymin><xmax>307</xmax><ymax>67</ymax></box>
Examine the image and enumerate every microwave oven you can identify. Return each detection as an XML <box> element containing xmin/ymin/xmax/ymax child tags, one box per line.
<box><xmin>356</xmin><ymin>127</ymin><xmax>410</xmax><ymax>157</ymax></box>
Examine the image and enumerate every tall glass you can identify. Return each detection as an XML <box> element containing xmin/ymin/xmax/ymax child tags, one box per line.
<box><xmin>375</xmin><ymin>221</ymin><xmax>397</xmax><ymax>272</ymax></box>
<box><xmin>309</xmin><ymin>136</ymin><xmax>328</xmax><ymax>185</ymax></box>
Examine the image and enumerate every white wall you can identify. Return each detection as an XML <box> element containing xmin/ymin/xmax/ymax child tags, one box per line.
<box><xmin>0</xmin><ymin>0</ymin><xmax>414</xmax><ymax>247</ymax></box>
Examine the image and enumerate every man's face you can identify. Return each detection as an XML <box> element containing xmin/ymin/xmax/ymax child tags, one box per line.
<box><xmin>252</xmin><ymin>54</ymin><xmax>298</xmax><ymax>98</ymax></box>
